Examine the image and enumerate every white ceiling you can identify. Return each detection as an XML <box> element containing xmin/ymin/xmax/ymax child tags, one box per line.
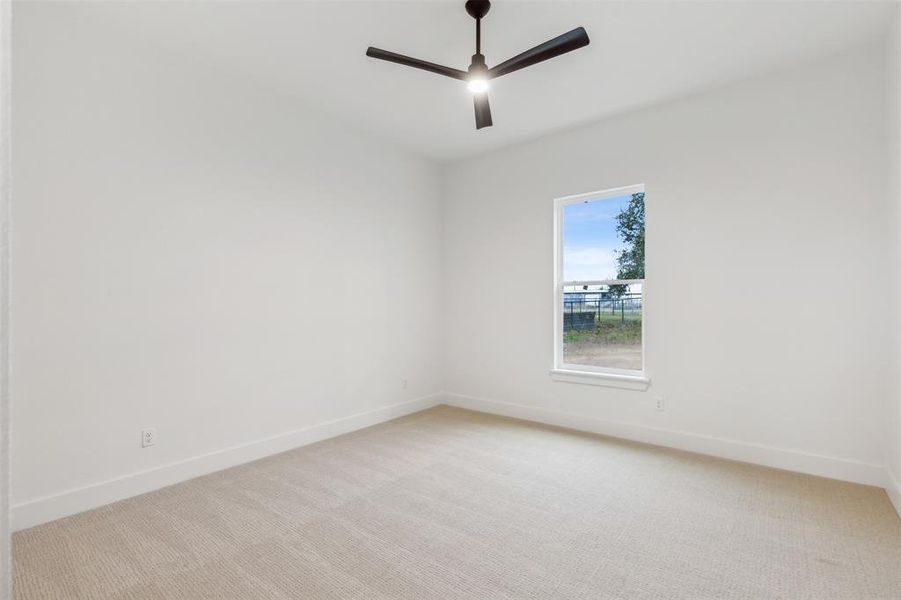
<box><xmin>79</xmin><ymin>1</ymin><xmax>894</xmax><ymax>162</ymax></box>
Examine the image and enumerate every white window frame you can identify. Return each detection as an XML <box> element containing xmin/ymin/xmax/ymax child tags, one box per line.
<box><xmin>551</xmin><ymin>184</ymin><xmax>649</xmax><ymax>389</ymax></box>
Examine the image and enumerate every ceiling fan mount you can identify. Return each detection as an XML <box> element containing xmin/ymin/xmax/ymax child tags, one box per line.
<box><xmin>366</xmin><ymin>0</ymin><xmax>589</xmax><ymax>130</ymax></box>
<box><xmin>464</xmin><ymin>0</ymin><xmax>491</xmax><ymax>21</ymax></box>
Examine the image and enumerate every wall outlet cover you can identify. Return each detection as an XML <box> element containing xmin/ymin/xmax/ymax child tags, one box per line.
<box><xmin>141</xmin><ymin>428</ymin><xmax>156</xmax><ymax>448</ymax></box>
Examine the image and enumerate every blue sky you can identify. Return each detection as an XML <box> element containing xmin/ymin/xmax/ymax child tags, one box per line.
<box><xmin>563</xmin><ymin>194</ymin><xmax>631</xmax><ymax>281</ymax></box>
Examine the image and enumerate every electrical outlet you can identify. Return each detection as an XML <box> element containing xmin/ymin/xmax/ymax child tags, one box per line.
<box><xmin>402</xmin><ymin>379</ymin><xmax>408</xmax><ymax>390</ymax></box>
<box><xmin>141</xmin><ymin>428</ymin><xmax>156</xmax><ymax>448</ymax></box>
<box><xmin>655</xmin><ymin>397</ymin><xmax>665</xmax><ymax>411</ymax></box>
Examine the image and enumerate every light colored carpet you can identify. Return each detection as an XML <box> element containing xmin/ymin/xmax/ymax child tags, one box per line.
<box><xmin>13</xmin><ymin>405</ymin><xmax>901</xmax><ymax>599</ymax></box>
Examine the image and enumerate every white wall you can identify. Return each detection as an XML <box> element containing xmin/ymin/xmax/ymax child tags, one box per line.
<box><xmin>1</xmin><ymin>0</ymin><xmax>10</xmax><ymax>594</ymax></box>
<box><xmin>888</xmin><ymin>6</ymin><xmax>901</xmax><ymax>514</ymax></box>
<box><xmin>11</xmin><ymin>4</ymin><xmax>442</xmax><ymax>528</ymax></box>
<box><xmin>442</xmin><ymin>43</ymin><xmax>892</xmax><ymax>486</ymax></box>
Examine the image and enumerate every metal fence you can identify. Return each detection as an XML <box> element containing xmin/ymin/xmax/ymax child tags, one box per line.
<box><xmin>563</xmin><ymin>292</ymin><xmax>642</xmax><ymax>331</ymax></box>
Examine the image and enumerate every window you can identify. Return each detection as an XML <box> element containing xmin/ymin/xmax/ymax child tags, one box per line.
<box><xmin>553</xmin><ymin>184</ymin><xmax>647</xmax><ymax>385</ymax></box>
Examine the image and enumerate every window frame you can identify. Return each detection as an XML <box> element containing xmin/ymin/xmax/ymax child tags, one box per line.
<box><xmin>551</xmin><ymin>184</ymin><xmax>649</xmax><ymax>388</ymax></box>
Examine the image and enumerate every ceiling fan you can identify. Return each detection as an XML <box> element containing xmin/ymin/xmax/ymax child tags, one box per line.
<box><xmin>365</xmin><ymin>0</ymin><xmax>590</xmax><ymax>130</ymax></box>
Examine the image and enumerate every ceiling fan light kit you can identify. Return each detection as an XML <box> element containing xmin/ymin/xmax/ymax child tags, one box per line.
<box><xmin>366</xmin><ymin>0</ymin><xmax>590</xmax><ymax>130</ymax></box>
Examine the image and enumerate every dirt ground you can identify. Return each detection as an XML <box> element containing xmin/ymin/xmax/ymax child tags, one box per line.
<box><xmin>563</xmin><ymin>343</ymin><xmax>642</xmax><ymax>371</ymax></box>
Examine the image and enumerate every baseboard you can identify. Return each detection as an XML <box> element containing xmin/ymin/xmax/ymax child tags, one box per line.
<box><xmin>441</xmin><ymin>392</ymin><xmax>887</xmax><ymax>488</ymax></box>
<box><xmin>887</xmin><ymin>468</ymin><xmax>901</xmax><ymax>520</ymax></box>
<box><xmin>12</xmin><ymin>394</ymin><xmax>441</xmax><ymax>531</ymax></box>
<box><xmin>13</xmin><ymin>391</ymin><xmax>893</xmax><ymax>531</ymax></box>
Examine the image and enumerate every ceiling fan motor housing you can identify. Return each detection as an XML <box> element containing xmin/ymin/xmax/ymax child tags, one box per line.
<box><xmin>468</xmin><ymin>53</ymin><xmax>488</xmax><ymax>79</ymax></box>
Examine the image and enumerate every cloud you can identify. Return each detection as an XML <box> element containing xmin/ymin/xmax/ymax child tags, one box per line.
<box><xmin>563</xmin><ymin>246</ymin><xmax>618</xmax><ymax>281</ymax></box>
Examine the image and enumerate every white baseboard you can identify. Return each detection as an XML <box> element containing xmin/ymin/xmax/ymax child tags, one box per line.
<box><xmin>12</xmin><ymin>394</ymin><xmax>441</xmax><ymax>531</ymax></box>
<box><xmin>887</xmin><ymin>469</ymin><xmax>901</xmax><ymax>520</ymax></box>
<box><xmin>13</xmin><ymin>392</ymin><xmax>895</xmax><ymax>531</ymax></box>
<box><xmin>441</xmin><ymin>392</ymin><xmax>887</xmax><ymax>489</ymax></box>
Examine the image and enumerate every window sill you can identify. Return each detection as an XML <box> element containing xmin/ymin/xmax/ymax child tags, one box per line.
<box><xmin>549</xmin><ymin>368</ymin><xmax>650</xmax><ymax>391</ymax></box>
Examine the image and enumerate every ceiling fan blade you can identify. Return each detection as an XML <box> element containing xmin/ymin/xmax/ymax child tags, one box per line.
<box><xmin>487</xmin><ymin>27</ymin><xmax>589</xmax><ymax>79</ymax></box>
<box><xmin>366</xmin><ymin>47</ymin><xmax>468</xmax><ymax>81</ymax></box>
<box><xmin>474</xmin><ymin>93</ymin><xmax>492</xmax><ymax>129</ymax></box>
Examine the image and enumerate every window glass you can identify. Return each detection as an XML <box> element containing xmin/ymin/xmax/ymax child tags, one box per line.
<box><xmin>559</xmin><ymin>190</ymin><xmax>644</xmax><ymax>373</ymax></box>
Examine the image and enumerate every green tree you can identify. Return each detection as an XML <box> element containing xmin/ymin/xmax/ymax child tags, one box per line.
<box><xmin>609</xmin><ymin>192</ymin><xmax>645</xmax><ymax>297</ymax></box>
